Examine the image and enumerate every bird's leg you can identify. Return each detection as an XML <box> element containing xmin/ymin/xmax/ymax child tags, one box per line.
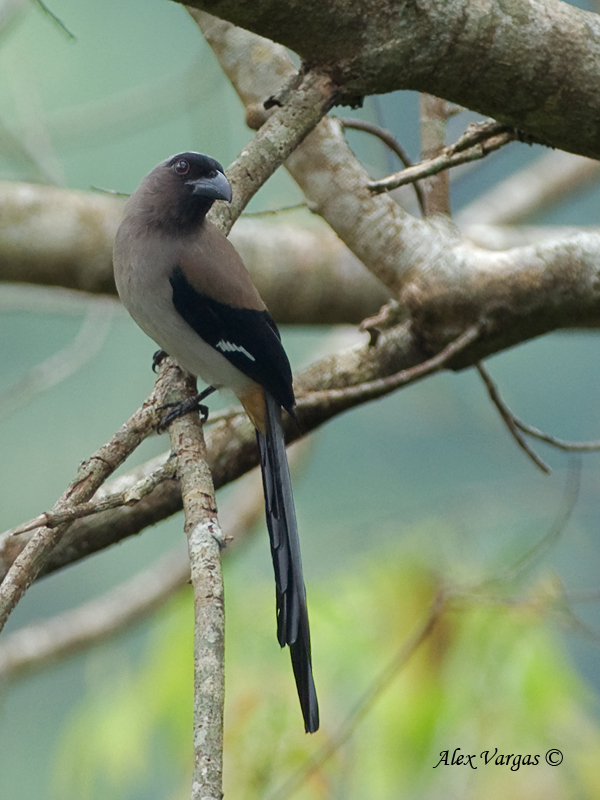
<box><xmin>152</xmin><ymin>349</ymin><xmax>168</xmax><ymax>372</ymax></box>
<box><xmin>157</xmin><ymin>385</ymin><xmax>217</xmax><ymax>432</ymax></box>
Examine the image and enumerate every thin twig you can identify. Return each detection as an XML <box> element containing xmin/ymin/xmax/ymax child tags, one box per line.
<box><xmin>90</xmin><ymin>185</ymin><xmax>131</xmax><ymax>197</ymax></box>
<box><xmin>513</xmin><ymin>419</ymin><xmax>600</xmax><ymax>452</ymax></box>
<box><xmin>9</xmin><ymin>457</ymin><xmax>177</xmax><ymax>537</ymax></box>
<box><xmin>476</xmin><ymin>362</ymin><xmax>551</xmax><ymax>474</ymax></box>
<box><xmin>267</xmin><ymin>589</ymin><xmax>446</xmax><ymax>800</ymax></box>
<box><xmin>369</xmin><ymin>121</ymin><xmax>515</xmax><ymax>194</ymax></box>
<box><xmin>477</xmin><ymin>363</ymin><xmax>600</xmax><ymax>454</ymax></box>
<box><xmin>340</xmin><ymin>117</ymin><xmax>426</xmax><ymax>216</ymax></box>
<box><xmin>298</xmin><ymin>323</ymin><xmax>481</xmax><ymax>414</ymax></box>
<box><xmin>242</xmin><ymin>202</ymin><xmax>308</xmax><ymax>217</ymax></box>
<box><xmin>340</xmin><ymin>118</ymin><xmax>414</xmax><ymax>170</ymax></box>
<box><xmin>33</xmin><ymin>0</ymin><xmax>75</xmax><ymax>39</ymax></box>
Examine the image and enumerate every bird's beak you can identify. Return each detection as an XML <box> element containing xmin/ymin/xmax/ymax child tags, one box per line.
<box><xmin>187</xmin><ymin>171</ymin><xmax>233</xmax><ymax>203</ymax></box>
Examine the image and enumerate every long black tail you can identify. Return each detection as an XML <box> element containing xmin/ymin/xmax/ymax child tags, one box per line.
<box><xmin>257</xmin><ymin>391</ymin><xmax>319</xmax><ymax>733</ymax></box>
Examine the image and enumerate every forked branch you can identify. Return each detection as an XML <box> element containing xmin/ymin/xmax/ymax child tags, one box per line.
<box><xmin>369</xmin><ymin>121</ymin><xmax>516</xmax><ymax>195</ymax></box>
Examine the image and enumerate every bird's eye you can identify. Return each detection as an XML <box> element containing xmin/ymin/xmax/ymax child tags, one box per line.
<box><xmin>174</xmin><ymin>159</ymin><xmax>190</xmax><ymax>175</ymax></box>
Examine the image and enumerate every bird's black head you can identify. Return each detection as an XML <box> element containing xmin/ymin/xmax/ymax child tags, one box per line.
<box><xmin>167</xmin><ymin>152</ymin><xmax>232</xmax><ymax>204</ymax></box>
<box><xmin>136</xmin><ymin>152</ymin><xmax>232</xmax><ymax>232</ymax></box>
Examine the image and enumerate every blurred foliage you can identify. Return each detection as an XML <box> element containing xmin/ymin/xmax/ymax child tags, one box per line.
<box><xmin>53</xmin><ymin>533</ymin><xmax>600</xmax><ymax>800</ymax></box>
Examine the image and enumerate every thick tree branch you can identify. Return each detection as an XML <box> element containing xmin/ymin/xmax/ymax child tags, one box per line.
<box><xmin>182</xmin><ymin>0</ymin><xmax>600</xmax><ymax>159</ymax></box>
<box><xmin>196</xmin><ymin>13</ymin><xmax>600</xmax><ymax>352</ymax></box>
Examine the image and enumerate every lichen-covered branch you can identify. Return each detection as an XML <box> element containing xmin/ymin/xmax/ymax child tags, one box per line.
<box><xmin>195</xmin><ymin>12</ymin><xmax>600</xmax><ymax>348</ymax></box>
<box><xmin>183</xmin><ymin>0</ymin><xmax>600</xmax><ymax>159</ymax></box>
<box><xmin>163</xmin><ymin>365</ymin><xmax>225</xmax><ymax>800</ymax></box>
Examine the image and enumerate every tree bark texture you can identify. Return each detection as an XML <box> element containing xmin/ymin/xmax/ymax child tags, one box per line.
<box><xmin>182</xmin><ymin>0</ymin><xmax>600</xmax><ymax>159</ymax></box>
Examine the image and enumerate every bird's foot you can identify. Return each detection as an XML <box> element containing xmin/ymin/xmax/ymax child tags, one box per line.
<box><xmin>152</xmin><ymin>349</ymin><xmax>168</xmax><ymax>372</ymax></box>
<box><xmin>156</xmin><ymin>386</ymin><xmax>216</xmax><ymax>432</ymax></box>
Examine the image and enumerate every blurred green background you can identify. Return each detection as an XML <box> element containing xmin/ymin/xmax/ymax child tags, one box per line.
<box><xmin>2</xmin><ymin>0</ymin><xmax>600</xmax><ymax>798</ymax></box>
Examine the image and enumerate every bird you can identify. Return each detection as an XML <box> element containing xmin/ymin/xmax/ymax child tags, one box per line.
<box><xmin>113</xmin><ymin>151</ymin><xmax>319</xmax><ymax>733</ymax></box>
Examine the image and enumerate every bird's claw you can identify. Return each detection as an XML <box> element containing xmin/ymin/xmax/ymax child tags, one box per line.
<box><xmin>152</xmin><ymin>349</ymin><xmax>168</xmax><ymax>372</ymax></box>
<box><xmin>156</xmin><ymin>395</ymin><xmax>210</xmax><ymax>433</ymax></box>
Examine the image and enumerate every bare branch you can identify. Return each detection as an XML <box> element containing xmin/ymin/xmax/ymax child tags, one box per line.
<box><xmin>369</xmin><ymin>121</ymin><xmax>515</xmax><ymax>195</ymax></box>
<box><xmin>339</xmin><ymin>117</ymin><xmax>426</xmax><ymax>216</ymax></box>
<box><xmin>162</xmin><ymin>366</ymin><xmax>225</xmax><ymax>800</ymax></box>
<box><xmin>514</xmin><ymin>419</ymin><xmax>600</xmax><ymax>454</ymax></box>
<box><xmin>476</xmin><ymin>363</ymin><xmax>551</xmax><ymax>474</ymax></box>
<box><xmin>340</xmin><ymin>118</ymin><xmax>414</xmax><ymax>170</ymax></box>
<box><xmin>298</xmin><ymin>323</ymin><xmax>482</xmax><ymax>418</ymax></box>
<box><xmin>477</xmin><ymin>363</ymin><xmax>600</xmax><ymax>455</ymax></box>
<box><xmin>242</xmin><ymin>202</ymin><xmax>307</xmax><ymax>216</ymax></box>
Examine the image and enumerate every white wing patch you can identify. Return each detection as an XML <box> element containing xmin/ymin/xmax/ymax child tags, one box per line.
<box><xmin>216</xmin><ymin>339</ymin><xmax>256</xmax><ymax>361</ymax></box>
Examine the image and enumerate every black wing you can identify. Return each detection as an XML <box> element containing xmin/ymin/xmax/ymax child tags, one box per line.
<box><xmin>170</xmin><ymin>265</ymin><xmax>295</xmax><ymax>413</ymax></box>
